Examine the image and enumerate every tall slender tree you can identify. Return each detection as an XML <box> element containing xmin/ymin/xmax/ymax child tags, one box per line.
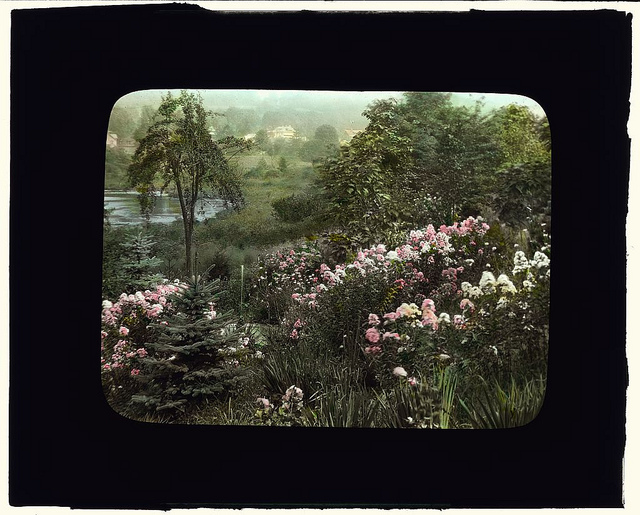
<box><xmin>129</xmin><ymin>91</ymin><xmax>250</xmax><ymax>276</ymax></box>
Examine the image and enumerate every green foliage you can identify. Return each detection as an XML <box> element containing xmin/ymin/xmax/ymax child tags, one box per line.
<box><xmin>492</xmin><ymin>159</ymin><xmax>552</xmax><ymax>227</ymax></box>
<box><xmin>278</xmin><ymin>156</ymin><xmax>289</xmax><ymax>174</ymax></box>
<box><xmin>108</xmin><ymin>106</ymin><xmax>137</xmax><ymax>140</ymax></box>
<box><xmin>311</xmin><ymin>385</ymin><xmax>380</xmax><ymax>427</ymax></box>
<box><xmin>102</xmin><ymin>227</ymin><xmax>165</xmax><ymax>299</ymax></box>
<box><xmin>319</xmin><ymin>99</ymin><xmax>416</xmax><ymax>245</ymax></box>
<box><xmin>253</xmin><ymin>129</ymin><xmax>269</xmax><ymax>150</ymax></box>
<box><xmin>375</xmin><ymin>367</ymin><xmax>458</xmax><ymax>429</ymax></box>
<box><xmin>120</xmin><ymin>231</ymin><xmax>165</xmax><ymax>291</ymax></box>
<box><xmin>400</xmin><ymin>92</ymin><xmax>504</xmax><ymax>222</ymax></box>
<box><xmin>459</xmin><ymin>375</ymin><xmax>546</xmax><ymax>428</ymax></box>
<box><xmin>271</xmin><ymin>192</ymin><xmax>322</xmax><ymax>223</ymax></box>
<box><xmin>318</xmin><ymin>93</ymin><xmax>550</xmax><ymax>235</ymax></box>
<box><xmin>299</xmin><ymin>124</ymin><xmax>340</xmax><ymax>162</ymax></box>
<box><xmin>104</xmin><ymin>147</ymin><xmax>132</xmax><ymax>190</ymax></box>
<box><xmin>493</xmin><ymin>104</ymin><xmax>550</xmax><ymax>166</ymax></box>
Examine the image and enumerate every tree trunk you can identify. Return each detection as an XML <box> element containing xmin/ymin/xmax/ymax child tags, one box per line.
<box><xmin>175</xmin><ymin>175</ymin><xmax>193</xmax><ymax>277</ymax></box>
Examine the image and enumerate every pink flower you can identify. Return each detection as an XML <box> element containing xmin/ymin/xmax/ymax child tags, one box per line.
<box><xmin>408</xmin><ymin>377</ymin><xmax>418</xmax><ymax>386</ymax></box>
<box><xmin>382</xmin><ymin>332</ymin><xmax>401</xmax><ymax>340</ymax></box>
<box><xmin>294</xmin><ymin>319</ymin><xmax>304</xmax><ymax>328</ymax></box>
<box><xmin>130</xmin><ymin>369</ymin><xmax>140</xmax><ymax>376</ymax></box>
<box><xmin>383</xmin><ymin>312</ymin><xmax>400</xmax><ymax>321</ymax></box>
<box><xmin>119</xmin><ymin>326</ymin><xmax>129</xmax><ymax>336</ymax></box>
<box><xmin>364</xmin><ymin>345</ymin><xmax>382</xmax><ymax>355</ymax></box>
<box><xmin>421</xmin><ymin>299</ymin><xmax>435</xmax><ymax>313</ymax></box>
<box><xmin>368</xmin><ymin>313</ymin><xmax>380</xmax><ymax>326</ymax></box>
<box><xmin>136</xmin><ymin>348</ymin><xmax>148</xmax><ymax>357</ymax></box>
<box><xmin>290</xmin><ymin>329</ymin><xmax>299</xmax><ymax>340</ymax></box>
<box><xmin>460</xmin><ymin>299</ymin><xmax>475</xmax><ymax>311</ymax></box>
<box><xmin>393</xmin><ymin>366</ymin><xmax>408</xmax><ymax>377</ymax></box>
<box><xmin>365</xmin><ymin>328</ymin><xmax>380</xmax><ymax>343</ymax></box>
<box><xmin>257</xmin><ymin>397</ymin><xmax>270</xmax><ymax>409</ymax></box>
<box><xmin>100</xmin><ymin>331</ymin><xmax>108</xmax><ymax>339</ymax></box>
<box><xmin>422</xmin><ymin>310</ymin><xmax>438</xmax><ymax>329</ymax></box>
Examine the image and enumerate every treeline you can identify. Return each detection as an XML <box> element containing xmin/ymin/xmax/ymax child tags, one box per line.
<box><xmin>282</xmin><ymin>92</ymin><xmax>550</xmax><ymax>249</ymax></box>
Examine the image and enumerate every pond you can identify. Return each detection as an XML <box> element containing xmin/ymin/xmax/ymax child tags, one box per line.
<box><xmin>104</xmin><ymin>191</ymin><xmax>226</xmax><ymax>226</ymax></box>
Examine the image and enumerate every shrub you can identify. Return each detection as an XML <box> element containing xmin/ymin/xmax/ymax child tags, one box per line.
<box><xmin>128</xmin><ymin>276</ymin><xmax>255</xmax><ymax>418</ymax></box>
<box><xmin>272</xmin><ymin>192</ymin><xmax>320</xmax><ymax>223</ymax></box>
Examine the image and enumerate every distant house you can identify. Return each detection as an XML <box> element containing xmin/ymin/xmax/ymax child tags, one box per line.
<box><xmin>343</xmin><ymin>129</ymin><xmax>363</xmax><ymax>140</ymax></box>
<box><xmin>119</xmin><ymin>138</ymin><xmax>137</xmax><ymax>149</ymax></box>
<box><xmin>106</xmin><ymin>132</ymin><xmax>118</xmax><ymax>148</ymax></box>
<box><xmin>267</xmin><ymin>126</ymin><xmax>297</xmax><ymax>140</ymax></box>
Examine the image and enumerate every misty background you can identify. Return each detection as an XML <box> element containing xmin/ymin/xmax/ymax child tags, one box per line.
<box><xmin>108</xmin><ymin>90</ymin><xmax>546</xmax><ymax>143</ymax></box>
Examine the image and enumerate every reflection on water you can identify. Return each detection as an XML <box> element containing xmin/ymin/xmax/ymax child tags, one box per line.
<box><xmin>104</xmin><ymin>191</ymin><xmax>225</xmax><ymax>226</ymax></box>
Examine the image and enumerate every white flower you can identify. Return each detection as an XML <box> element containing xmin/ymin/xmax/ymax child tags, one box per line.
<box><xmin>512</xmin><ymin>250</ymin><xmax>530</xmax><ymax>274</ymax></box>
<box><xmin>385</xmin><ymin>250</ymin><xmax>400</xmax><ymax>261</ymax></box>
<box><xmin>102</xmin><ymin>300</ymin><xmax>113</xmax><ymax>309</ymax></box>
<box><xmin>479</xmin><ymin>271</ymin><xmax>497</xmax><ymax>293</ymax></box>
<box><xmin>393</xmin><ymin>366</ymin><xmax>408</xmax><ymax>377</ymax></box>
<box><xmin>496</xmin><ymin>297</ymin><xmax>509</xmax><ymax>309</ymax></box>
<box><xmin>532</xmin><ymin>251</ymin><xmax>550</xmax><ymax>269</ymax></box>
<box><xmin>496</xmin><ymin>274</ymin><xmax>517</xmax><ymax>294</ymax></box>
<box><xmin>490</xmin><ymin>345</ymin><xmax>498</xmax><ymax>356</ymax></box>
<box><xmin>461</xmin><ymin>282</ymin><xmax>483</xmax><ymax>298</ymax></box>
<box><xmin>437</xmin><ymin>312</ymin><xmax>451</xmax><ymax>324</ymax></box>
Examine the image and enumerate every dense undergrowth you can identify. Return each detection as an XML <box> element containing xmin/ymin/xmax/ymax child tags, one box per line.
<box><xmin>102</xmin><ymin>215</ymin><xmax>550</xmax><ymax>428</ymax></box>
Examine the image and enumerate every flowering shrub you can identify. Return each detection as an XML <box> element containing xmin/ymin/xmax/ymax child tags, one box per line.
<box><xmin>100</xmin><ymin>281</ymin><xmax>185</xmax><ymax>411</ymax></box>
<box><xmin>102</xmin><ymin>277</ymin><xmax>264</xmax><ymax>418</ymax></box>
<box><xmin>251</xmin><ymin>217</ymin><xmax>491</xmax><ymax>307</ymax></box>
<box><xmin>246</xmin><ymin>218</ymin><xmax>495</xmax><ymax>360</ymax></box>
<box><xmin>101</xmin><ymin>281</ymin><xmax>185</xmax><ymax>373</ymax></box>
<box><xmin>353</xmin><ymin>244</ymin><xmax>550</xmax><ymax>392</ymax></box>
<box><xmin>102</xmin><ymin>216</ymin><xmax>550</xmax><ymax>427</ymax></box>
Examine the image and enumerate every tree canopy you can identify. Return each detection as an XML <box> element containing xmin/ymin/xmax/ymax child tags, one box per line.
<box><xmin>318</xmin><ymin>93</ymin><xmax>551</xmax><ymax>245</ymax></box>
<box><xmin>128</xmin><ymin>90</ymin><xmax>250</xmax><ymax>276</ymax></box>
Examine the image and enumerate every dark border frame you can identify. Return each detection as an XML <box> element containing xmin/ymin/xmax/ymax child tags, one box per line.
<box><xmin>10</xmin><ymin>5</ymin><xmax>629</xmax><ymax>508</ymax></box>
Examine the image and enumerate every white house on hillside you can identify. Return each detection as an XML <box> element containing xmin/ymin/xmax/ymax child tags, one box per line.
<box><xmin>267</xmin><ymin>126</ymin><xmax>296</xmax><ymax>139</ymax></box>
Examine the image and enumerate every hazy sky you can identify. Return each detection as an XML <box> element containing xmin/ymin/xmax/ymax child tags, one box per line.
<box><xmin>115</xmin><ymin>89</ymin><xmax>546</xmax><ymax>118</ymax></box>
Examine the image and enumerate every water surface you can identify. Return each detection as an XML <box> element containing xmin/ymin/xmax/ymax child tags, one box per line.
<box><xmin>104</xmin><ymin>191</ymin><xmax>225</xmax><ymax>226</ymax></box>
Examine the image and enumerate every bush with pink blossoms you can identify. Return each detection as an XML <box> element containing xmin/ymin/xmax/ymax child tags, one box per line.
<box><xmin>358</xmin><ymin>245</ymin><xmax>550</xmax><ymax>395</ymax></box>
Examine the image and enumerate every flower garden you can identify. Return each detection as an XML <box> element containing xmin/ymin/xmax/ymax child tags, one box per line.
<box><xmin>101</xmin><ymin>217</ymin><xmax>550</xmax><ymax>428</ymax></box>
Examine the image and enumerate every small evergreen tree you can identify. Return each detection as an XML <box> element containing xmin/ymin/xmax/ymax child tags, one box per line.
<box><xmin>121</xmin><ymin>231</ymin><xmax>165</xmax><ymax>292</ymax></box>
<box><xmin>130</xmin><ymin>276</ymin><xmax>251</xmax><ymax>415</ymax></box>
